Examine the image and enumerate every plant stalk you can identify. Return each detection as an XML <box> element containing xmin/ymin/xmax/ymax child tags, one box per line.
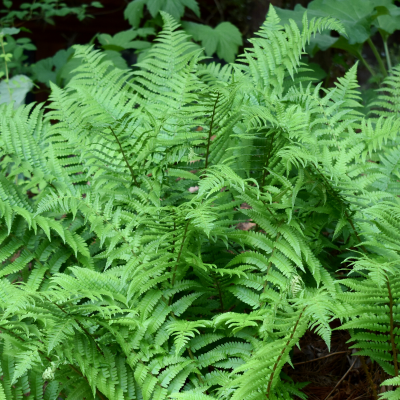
<box><xmin>170</xmin><ymin>221</ymin><xmax>190</xmax><ymax>290</ymax></box>
<box><xmin>358</xmin><ymin>52</ymin><xmax>376</xmax><ymax>77</ymax></box>
<box><xmin>110</xmin><ymin>127</ymin><xmax>138</xmax><ymax>186</ymax></box>
<box><xmin>367</xmin><ymin>38</ymin><xmax>387</xmax><ymax>77</ymax></box>
<box><xmin>266</xmin><ymin>307</ymin><xmax>307</xmax><ymax>397</ymax></box>
<box><xmin>383</xmin><ymin>39</ymin><xmax>392</xmax><ymax>73</ymax></box>
<box><xmin>204</xmin><ymin>92</ymin><xmax>220</xmax><ymax>170</ymax></box>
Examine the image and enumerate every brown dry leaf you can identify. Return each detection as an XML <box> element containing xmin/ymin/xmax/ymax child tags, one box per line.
<box><xmin>10</xmin><ymin>250</ymin><xmax>21</xmax><ymax>263</ymax></box>
<box><xmin>236</xmin><ymin>222</ymin><xmax>256</xmax><ymax>231</ymax></box>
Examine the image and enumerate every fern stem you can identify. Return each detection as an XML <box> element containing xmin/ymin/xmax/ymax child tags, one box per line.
<box><xmin>344</xmin><ymin>210</ymin><xmax>368</xmax><ymax>254</ymax></box>
<box><xmin>261</xmin><ymin>229</ymin><xmax>282</xmax><ymax>306</ymax></box>
<box><xmin>261</xmin><ymin>131</ymin><xmax>276</xmax><ymax>191</ymax></box>
<box><xmin>311</xmin><ymin>165</ymin><xmax>368</xmax><ymax>253</ymax></box>
<box><xmin>215</xmin><ymin>278</ymin><xmax>224</xmax><ymax>312</ymax></box>
<box><xmin>266</xmin><ymin>306</ymin><xmax>307</xmax><ymax>398</ymax></box>
<box><xmin>386</xmin><ymin>277</ymin><xmax>399</xmax><ymax>376</ymax></box>
<box><xmin>109</xmin><ymin>127</ymin><xmax>138</xmax><ymax>186</ymax></box>
<box><xmin>170</xmin><ymin>221</ymin><xmax>190</xmax><ymax>295</ymax></box>
<box><xmin>260</xmin><ymin>223</ymin><xmax>284</xmax><ymax>307</ymax></box>
<box><xmin>53</xmin><ymin>302</ymin><xmax>105</xmax><ymax>357</ymax></box>
<box><xmin>367</xmin><ymin>38</ymin><xmax>387</xmax><ymax>78</ymax></box>
<box><xmin>266</xmin><ymin>232</ymin><xmax>281</xmax><ymax>278</ymax></box>
<box><xmin>204</xmin><ymin>92</ymin><xmax>220</xmax><ymax>170</ymax></box>
<box><xmin>187</xmin><ymin>347</ymin><xmax>205</xmax><ymax>384</ymax></box>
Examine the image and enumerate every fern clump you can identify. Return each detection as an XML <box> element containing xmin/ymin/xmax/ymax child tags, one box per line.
<box><xmin>1</xmin><ymin>6</ymin><xmax>400</xmax><ymax>400</ymax></box>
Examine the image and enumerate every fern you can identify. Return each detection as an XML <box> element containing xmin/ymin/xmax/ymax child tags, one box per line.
<box><xmin>1</xmin><ymin>6</ymin><xmax>400</xmax><ymax>400</ymax></box>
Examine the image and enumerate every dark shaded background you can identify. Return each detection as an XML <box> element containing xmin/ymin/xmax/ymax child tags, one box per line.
<box><xmin>7</xmin><ymin>0</ymin><xmax>400</xmax><ymax>104</ymax></box>
<box><xmin>9</xmin><ymin>0</ymin><xmax>400</xmax><ymax>103</ymax></box>
<box><xmin>14</xmin><ymin>0</ymin><xmax>310</xmax><ymax>63</ymax></box>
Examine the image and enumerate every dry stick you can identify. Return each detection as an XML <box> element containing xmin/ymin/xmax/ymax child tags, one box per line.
<box><xmin>351</xmin><ymin>395</ymin><xmax>370</xmax><ymax>400</ymax></box>
<box><xmin>360</xmin><ymin>356</ymin><xmax>378</xmax><ymax>400</ymax></box>
<box><xmin>293</xmin><ymin>351</ymin><xmax>351</xmax><ymax>366</ymax></box>
<box><xmin>323</xmin><ymin>357</ymin><xmax>357</xmax><ymax>400</ymax></box>
<box><xmin>213</xmin><ymin>0</ymin><xmax>224</xmax><ymax>21</ymax></box>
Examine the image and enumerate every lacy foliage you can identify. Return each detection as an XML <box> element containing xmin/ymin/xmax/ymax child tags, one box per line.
<box><xmin>1</xmin><ymin>7</ymin><xmax>400</xmax><ymax>400</ymax></box>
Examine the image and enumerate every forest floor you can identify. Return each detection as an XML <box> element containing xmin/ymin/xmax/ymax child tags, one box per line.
<box><xmin>287</xmin><ymin>323</ymin><xmax>382</xmax><ymax>400</ymax></box>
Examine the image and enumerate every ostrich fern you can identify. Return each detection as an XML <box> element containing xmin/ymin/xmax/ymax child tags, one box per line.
<box><xmin>0</xmin><ymin>6</ymin><xmax>400</xmax><ymax>400</ymax></box>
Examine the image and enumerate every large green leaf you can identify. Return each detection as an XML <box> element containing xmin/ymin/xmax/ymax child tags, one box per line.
<box><xmin>371</xmin><ymin>2</ymin><xmax>400</xmax><ymax>36</ymax></box>
<box><xmin>330</xmin><ymin>36</ymin><xmax>364</xmax><ymax>58</ymax></box>
<box><xmin>0</xmin><ymin>27</ymin><xmax>19</xmax><ymax>36</ymax></box>
<box><xmin>102</xmin><ymin>50</ymin><xmax>129</xmax><ymax>70</ymax></box>
<box><xmin>307</xmin><ymin>0</ymin><xmax>376</xmax><ymax>44</ymax></box>
<box><xmin>98</xmin><ymin>29</ymin><xmax>153</xmax><ymax>52</ymax></box>
<box><xmin>146</xmin><ymin>0</ymin><xmax>200</xmax><ymax>19</ymax></box>
<box><xmin>31</xmin><ymin>57</ymin><xmax>56</xmax><ymax>85</ymax></box>
<box><xmin>32</xmin><ymin>48</ymin><xmax>75</xmax><ymax>87</ymax></box>
<box><xmin>124</xmin><ymin>0</ymin><xmax>146</xmax><ymax>29</ymax></box>
<box><xmin>182</xmin><ymin>21</ymin><xmax>242</xmax><ymax>63</ymax></box>
<box><xmin>124</xmin><ymin>0</ymin><xmax>200</xmax><ymax>28</ymax></box>
<box><xmin>0</xmin><ymin>74</ymin><xmax>33</xmax><ymax>108</ymax></box>
<box><xmin>32</xmin><ymin>45</ymin><xmax>131</xmax><ymax>88</ymax></box>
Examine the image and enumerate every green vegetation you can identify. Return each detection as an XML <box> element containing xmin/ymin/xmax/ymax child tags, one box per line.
<box><xmin>1</xmin><ymin>1</ymin><xmax>400</xmax><ymax>399</ymax></box>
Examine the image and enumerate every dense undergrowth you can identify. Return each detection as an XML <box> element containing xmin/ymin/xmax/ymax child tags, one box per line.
<box><xmin>1</xmin><ymin>6</ymin><xmax>400</xmax><ymax>400</ymax></box>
